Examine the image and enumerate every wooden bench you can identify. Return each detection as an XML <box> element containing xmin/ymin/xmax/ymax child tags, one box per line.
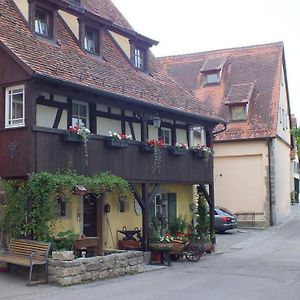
<box><xmin>0</xmin><ymin>239</ymin><xmax>50</xmax><ymax>285</ymax></box>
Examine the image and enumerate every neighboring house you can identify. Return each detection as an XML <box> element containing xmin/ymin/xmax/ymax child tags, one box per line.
<box><xmin>160</xmin><ymin>42</ymin><xmax>293</xmax><ymax>226</ymax></box>
<box><xmin>0</xmin><ymin>0</ymin><xmax>224</xmax><ymax>251</ymax></box>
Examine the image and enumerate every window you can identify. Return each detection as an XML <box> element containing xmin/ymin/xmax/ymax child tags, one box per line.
<box><xmin>154</xmin><ymin>194</ymin><xmax>168</xmax><ymax>222</ymax></box>
<box><xmin>131</xmin><ymin>43</ymin><xmax>148</xmax><ymax>71</ymax></box>
<box><xmin>5</xmin><ymin>85</ymin><xmax>25</xmax><ymax>128</ymax></box>
<box><xmin>205</xmin><ymin>72</ymin><xmax>221</xmax><ymax>85</ymax></box>
<box><xmin>230</xmin><ymin>105</ymin><xmax>247</xmax><ymax>121</ymax></box>
<box><xmin>161</xmin><ymin>128</ymin><xmax>171</xmax><ymax>145</ymax></box>
<box><xmin>72</xmin><ymin>101</ymin><xmax>89</xmax><ymax>127</ymax></box>
<box><xmin>84</xmin><ymin>26</ymin><xmax>98</xmax><ymax>53</ymax></box>
<box><xmin>134</xmin><ymin>47</ymin><xmax>145</xmax><ymax>69</ymax></box>
<box><xmin>34</xmin><ymin>7</ymin><xmax>53</xmax><ymax>38</ymax></box>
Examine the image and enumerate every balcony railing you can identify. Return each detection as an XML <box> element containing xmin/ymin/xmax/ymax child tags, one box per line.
<box><xmin>7</xmin><ymin>128</ymin><xmax>213</xmax><ymax>184</ymax></box>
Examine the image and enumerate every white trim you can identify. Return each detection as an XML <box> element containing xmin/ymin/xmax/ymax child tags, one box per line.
<box><xmin>5</xmin><ymin>84</ymin><xmax>25</xmax><ymax>128</ymax></box>
<box><xmin>72</xmin><ymin>100</ymin><xmax>89</xmax><ymax>127</ymax></box>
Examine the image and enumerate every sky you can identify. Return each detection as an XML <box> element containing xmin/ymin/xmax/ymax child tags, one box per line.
<box><xmin>112</xmin><ymin>0</ymin><xmax>300</xmax><ymax>122</ymax></box>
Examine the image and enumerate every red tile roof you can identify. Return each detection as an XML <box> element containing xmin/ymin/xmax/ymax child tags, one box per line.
<box><xmin>63</xmin><ymin>0</ymin><xmax>134</xmax><ymax>30</ymax></box>
<box><xmin>0</xmin><ymin>0</ymin><xmax>223</xmax><ymax>124</ymax></box>
<box><xmin>159</xmin><ymin>43</ymin><xmax>284</xmax><ymax>141</ymax></box>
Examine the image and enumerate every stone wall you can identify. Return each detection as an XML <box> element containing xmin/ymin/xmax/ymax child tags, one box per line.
<box><xmin>49</xmin><ymin>251</ymin><xmax>144</xmax><ymax>286</ymax></box>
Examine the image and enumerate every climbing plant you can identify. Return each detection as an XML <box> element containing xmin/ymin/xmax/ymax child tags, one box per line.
<box><xmin>2</xmin><ymin>171</ymin><xmax>130</xmax><ymax>241</ymax></box>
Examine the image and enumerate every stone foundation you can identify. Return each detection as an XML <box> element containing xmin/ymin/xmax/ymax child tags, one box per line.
<box><xmin>49</xmin><ymin>250</ymin><xmax>144</xmax><ymax>286</ymax></box>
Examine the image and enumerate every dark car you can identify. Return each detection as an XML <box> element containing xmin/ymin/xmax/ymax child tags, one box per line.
<box><xmin>214</xmin><ymin>207</ymin><xmax>237</xmax><ymax>233</ymax></box>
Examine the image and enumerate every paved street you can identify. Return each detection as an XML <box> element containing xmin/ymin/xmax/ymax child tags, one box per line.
<box><xmin>1</xmin><ymin>205</ymin><xmax>300</xmax><ymax>300</ymax></box>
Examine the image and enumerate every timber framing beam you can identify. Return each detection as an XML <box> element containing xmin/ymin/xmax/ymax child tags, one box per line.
<box><xmin>130</xmin><ymin>183</ymin><xmax>160</xmax><ymax>251</ymax></box>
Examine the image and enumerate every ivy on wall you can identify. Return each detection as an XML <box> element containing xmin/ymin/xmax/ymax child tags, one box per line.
<box><xmin>1</xmin><ymin>171</ymin><xmax>130</xmax><ymax>241</ymax></box>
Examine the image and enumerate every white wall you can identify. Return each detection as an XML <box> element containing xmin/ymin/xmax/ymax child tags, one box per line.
<box><xmin>214</xmin><ymin>140</ymin><xmax>269</xmax><ymax>223</ymax></box>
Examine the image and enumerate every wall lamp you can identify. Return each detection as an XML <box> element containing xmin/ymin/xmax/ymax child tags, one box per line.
<box><xmin>152</xmin><ymin>116</ymin><xmax>161</xmax><ymax>128</ymax></box>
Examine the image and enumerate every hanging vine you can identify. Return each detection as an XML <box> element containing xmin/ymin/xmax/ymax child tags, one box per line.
<box><xmin>2</xmin><ymin>171</ymin><xmax>130</xmax><ymax>241</ymax></box>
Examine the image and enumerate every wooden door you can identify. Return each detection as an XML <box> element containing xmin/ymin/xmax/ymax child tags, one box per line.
<box><xmin>83</xmin><ymin>194</ymin><xmax>98</xmax><ymax>237</ymax></box>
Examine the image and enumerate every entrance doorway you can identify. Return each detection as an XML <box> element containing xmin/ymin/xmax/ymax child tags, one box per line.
<box><xmin>83</xmin><ymin>194</ymin><xmax>98</xmax><ymax>237</ymax></box>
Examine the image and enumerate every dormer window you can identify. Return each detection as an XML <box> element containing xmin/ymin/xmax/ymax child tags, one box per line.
<box><xmin>134</xmin><ymin>47</ymin><xmax>145</xmax><ymax>69</ymax></box>
<box><xmin>35</xmin><ymin>9</ymin><xmax>50</xmax><ymax>36</ymax></box>
<box><xmin>205</xmin><ymin>72</ymin><xmax>221</xmax><ymax>85</ymax></box>
<box><xmin>230</xmin><ymin>105</ymin><xmax>247</xmax><ymax>121</ymax></box>
<box><xmin>29</xmin><ymin>1</ymin><xmax>57</xmax><ymax>40</ymax></box>
<box><xmin>225</xmin><ymin>83</ymin><xmax>254</xmax><ymax>122</ymax></box>
<box><xmin>79</xmin><ymin>21</ymin><xmax>102</xmax><ymax>56</ymax></box>
<box><xmin>130</xmin><ymin>42</ymin><xmax>148</xmax><ymax>72</ymax></box>
<box><xmin>200</xmin><ymin>57</ymin><xmax>226</xmax><ymax>86</ymax></box>
<box><xmin>84</xmin><ymin>26</ymin><xmax>98</xmax><ymax>53</ymax></box>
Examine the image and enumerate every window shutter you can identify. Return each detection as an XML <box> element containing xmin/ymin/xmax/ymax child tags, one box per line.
<box><xmin>168</xmin><ymin>193</ymin><xmax>177</xmax><ymax>226</ymax></box>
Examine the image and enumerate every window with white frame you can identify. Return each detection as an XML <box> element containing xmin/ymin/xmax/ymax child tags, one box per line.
<box><xmin>72</xmin><ymin>101</ymin><xmax>89</xmax><ymax>127</ymax></box>
<box><xmin>134</xmin><ymin>47</ymin><xmax>145</xmax><ymax>70</ymax></box>
<box><xmin>161</xmin><ymin>127</ymin><xmax>171</xmax><ymax>145</ymax></box>
<box><xmin>5</xmin><ymin>85</ymin><xmax>25</xmax><ymax>128</ymax></box>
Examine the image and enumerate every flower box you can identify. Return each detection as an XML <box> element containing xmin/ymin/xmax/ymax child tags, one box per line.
<box><xmin>63</xmin><ymin>133</ymin><xmax>83</xmax><ymax>143</ymax></box>
<box><xmin>106</xmin><ymin>138</ymin><xmax>129</xmax><ymax>148</ymax></box>
<box><xmin>140</xmin><ymin>144</ymin><xmax>155</xmax><ymax>153</ymax></box>
<box><xmin>168</xmin><ymin>147</ymin><xmax>188</xmax><ymax>156</ymax></box>
<box><xmin>193</xmin><ymin>150</ymin><xmax>210</xmax><ymax>159</ymax></box>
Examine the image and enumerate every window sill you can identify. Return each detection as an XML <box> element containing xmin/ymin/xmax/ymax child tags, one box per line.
<box><xmin>203</xmin><ymin>82</ymin><xmax>220</xmax><ymax>87</ymax></box>
<box><xmin>4</xmin><ymin>124</ymin><xmax>26</xmax><ymax>130</ymax></box>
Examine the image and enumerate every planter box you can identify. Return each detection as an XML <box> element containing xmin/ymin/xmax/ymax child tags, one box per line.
<box><xmin>192</xmin><ymin>150</ymin><xmax>211</xmax><ymax>159</ymax></box>
<box><xmin>140</xmin><ymin>144</ymin><xmax>155</xmax><ymax>153</ymax></box>
<box><xmin>106</xmin><ymin>138</ymin><xmax>128</xmax><ymax>148</ymax></box>
<box><xmin>168</xmin><ymin>147</ymin><xmax>188</xmax><ymax>156</ymax></box>
<box><xmin>63</xmin><ymin>133</ymin><xmax>83</xmax><ymax>143</ymax></box>
<box><xmin>149</xmin><ymin>243</ymin><xmax>173</xmax><ymax>252</ymax></box>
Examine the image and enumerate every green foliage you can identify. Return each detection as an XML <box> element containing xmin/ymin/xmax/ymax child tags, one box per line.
<box><xmin>168</xmin><ymin>215</ymin><xmax>187</xmax><ymax>235</ymax></box>
<box><xmin>196</xmin><ymin>194</ymin><xmax>209</xmax><ymax>235</ymax></box>
<box><xmin>1</xmin><ymin>181</ymin><xmax>27</xmax><ymax>238</ymax></box>
<box><xmin>291</xmin><ymin>128</ymin><xmax>300</xmax><ymax>157</ymax></box>
<box><xmin>56</xmin><ymin>230</ymin><xmax>79</xmax><ymax>251</ymax></box>
<box><xmin>2</xmin><ymin>171</ymin><xmax>130</xmax><ymax>241</ymax></box>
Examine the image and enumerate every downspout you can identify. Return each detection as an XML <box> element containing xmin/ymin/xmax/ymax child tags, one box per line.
<box><xmin>267</xmin><ymin>138</ymin><xmax>274</xmax><ymax>226</ymax></box>
<box><xmin>213</xmin><ymin>122</ymin><xmax>227</xmax><ymax>136</ymax></box>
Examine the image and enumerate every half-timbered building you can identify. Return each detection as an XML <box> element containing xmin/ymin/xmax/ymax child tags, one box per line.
<box><xmin>0</xmin><ymin>0</ymin><xmax>224</xmax><ymax>251</ymax></box>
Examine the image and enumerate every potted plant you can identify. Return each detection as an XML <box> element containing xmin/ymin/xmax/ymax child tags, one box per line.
<box><xmin>169</xmin><ymin>143</ymin><xmax>189</xmax><ymax>155</ymax></box>
<box><xmin>141</xmin><ymin>138</ymin><xmax>165</xmax><ymax>174</ymax></box>
<box><xmin>106</xmin><ymin>131</ymin><xmax>132</xmax><ymax>148</ymax></box>
<box><xmin>149</xmin><ymin>215</ymin><xmax>173</xmax><ymax>252</ymax></box>
<box><xmin>191</xmin><ymin>144</ymin><xmax>213</xmax><ymax>159</ymax></box>
<box><xmin>64</xmin><ymin>125</ymin><xmax>91</xmax><ymax>165</ymax></box>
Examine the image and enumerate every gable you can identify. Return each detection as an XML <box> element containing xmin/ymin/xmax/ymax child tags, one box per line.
<box><xmin>0</xmin><ymin>46</ymin><xmax>31</xmax><ymax>85</ymax></box>
<box><xmin>160</xmin><ymin>43</ymin><xmax>284</xmax><ymax>141</ymax></box>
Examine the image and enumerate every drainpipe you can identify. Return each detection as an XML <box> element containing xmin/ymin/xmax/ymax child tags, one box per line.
<box><xmin>267</xmin><ymin>138</ymin><xmax>274</xmax><ymax>226</ymax></box>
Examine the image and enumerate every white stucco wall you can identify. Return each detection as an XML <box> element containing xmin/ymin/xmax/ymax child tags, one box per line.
<box><xmin>273</xmin><ymin>138</ymin><xmax>291</xmax><ymax>223</ymax></box>
<box><xmin>13</xmin><ymin>0</ymin><xmax>28</xmax><ymax>20</ymax></box>
<box><xmin>214</xmin><ymin>140</ymin><xmax>269</xmax><ymax>224</ymax></box>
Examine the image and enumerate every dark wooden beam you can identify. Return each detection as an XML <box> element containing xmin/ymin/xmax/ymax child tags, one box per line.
<box><xmin>128</xmin><ymin>121</ymin><xmax>136</xmax><ymax>140</ymax></box>
<box><xmin>53</xmin><ymin>107</ymin><xmax>63</xmax><ymax>129</ymax></box>
<box><xmin>130</xmin><ymin>184</ymin><xmax>145</xmax><ymax>210</ymax></box>
<box><xmin>141</xmin><ymin>183</ymin><xmax>149</xmax><ymax>251</ymax></box>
